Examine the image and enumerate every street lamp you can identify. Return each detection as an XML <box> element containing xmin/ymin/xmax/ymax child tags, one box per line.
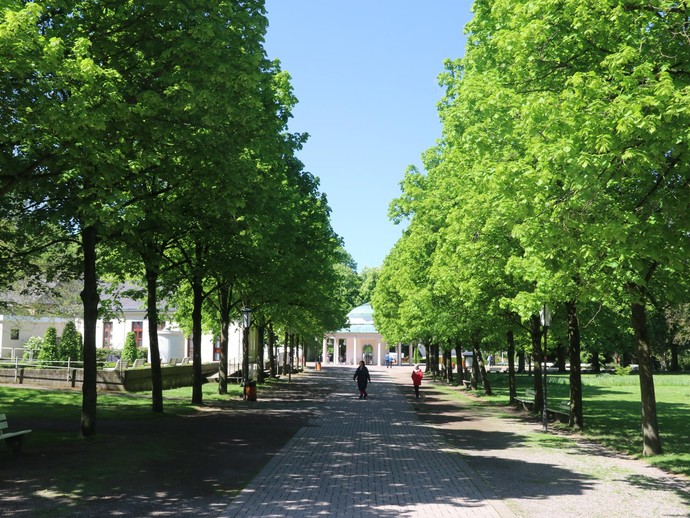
<box><xmin>540</xmin><ymin>304</ymin><xmax>553</xmax><ymax>432</ymax></box>
<box><xmin>241</xmin><ymin>307</ymin><xmax>252</xmax><ymax>399</ymax></box>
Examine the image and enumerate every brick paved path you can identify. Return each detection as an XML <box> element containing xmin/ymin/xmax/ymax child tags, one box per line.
<box><xmin>220</xmin><ymin>365</ymin><xmax>514</xmax><ymax>517</ymax></box>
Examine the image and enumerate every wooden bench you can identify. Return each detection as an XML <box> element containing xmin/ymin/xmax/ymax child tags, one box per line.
<box><xmin>547</xmin><ymin>400</ymin><xmax>571</xmax><ymax>422</ymax></box>
<box><xmin>462</xmin><ymin>379</ymin><xmax>472</xmax><ymax>389</ymax></box>
<box><xmin>1</xmin><ymin>414</ymin><xmax>31</xmax><ymax>454</ymax></box>
<box><xmin>131</xmin><ymin>358</ymin><xmax>146</xmax><ymax>368</ymax></box>
<box><xmin>515</xmin><ymin>388</ymin><xmax>536</xmax><ymax>410</ymax></box>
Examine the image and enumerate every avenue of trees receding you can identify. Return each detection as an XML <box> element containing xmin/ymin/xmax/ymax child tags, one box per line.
<box><xmin>372</xmin><ymin>0</ymin><xmax>690</xmax><ymax>456</ymax></box>
<box><xmin>1</xmin><ymin>1</ymin><xmax>365</xmax><ymax>435</ymax></box>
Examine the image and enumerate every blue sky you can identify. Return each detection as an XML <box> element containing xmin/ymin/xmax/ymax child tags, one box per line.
<box><xmin>263</xmin><ymin>1</ymin><xmax>472</xmax><ymax>271</ymax></box>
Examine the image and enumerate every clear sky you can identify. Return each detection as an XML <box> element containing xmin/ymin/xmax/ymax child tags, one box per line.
<box><xmin>263</xmin><ymin>1</ymin><xmax>472</xmax><ymax>271</ymax></box>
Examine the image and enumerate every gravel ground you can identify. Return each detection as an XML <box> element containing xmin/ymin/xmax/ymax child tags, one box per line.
<box><xmin>387</xmin><ymin>367</ymin><xmax>690</xmax><ymax>518</ymax></box>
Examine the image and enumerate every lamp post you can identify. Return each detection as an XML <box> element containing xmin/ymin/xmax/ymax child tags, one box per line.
<box><xmin>241</xmin><ymin>307</ymin><xmax>252</xmax><ymax>400</ymax></box>
<box><xmin>540</xmin><ymin>304</ymin><xmax>552</xmax><ymax>432</ymax></box>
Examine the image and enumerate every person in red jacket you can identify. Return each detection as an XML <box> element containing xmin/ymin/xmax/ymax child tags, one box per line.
<box><xmin>411</xmin><ymin>364</ymin><xmax>423</xmax><ymax>398</ymax></box>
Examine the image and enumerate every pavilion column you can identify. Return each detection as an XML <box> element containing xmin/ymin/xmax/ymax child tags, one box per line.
<box><xmin>322</xmin><ymin>338</ymin><xmax>329</xmax><ymax>364</ymax></box>
<box><xmin>353</xmin><ymin>336</ymin><xmax>358</xmax><ymax>365</ymax></box>
<box><xmin>377</xmin><ymin>341</ymin><xmax>382</xmax><ymax>366</ymax></box>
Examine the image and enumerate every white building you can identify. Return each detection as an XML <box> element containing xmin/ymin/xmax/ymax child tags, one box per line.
<box><xmin>322</xmin><ymin>303</ymin><xmax>409</xmax><ymax>366</ymax></box>
<box><xmin>0</xmin><ymin>293</ymin><xmax>244</xmax><ymax>366</ymax></box>
<box><xmin>0</xmin><ymin>314</ymin><xmax>71</xmax><ymax>358</ymax></box>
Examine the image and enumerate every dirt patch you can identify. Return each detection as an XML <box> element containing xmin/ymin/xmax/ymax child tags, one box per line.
<box><xmin>0</xmin><ymin>376</ymin><xmax>323</xmax><ymax>517</ymax></box>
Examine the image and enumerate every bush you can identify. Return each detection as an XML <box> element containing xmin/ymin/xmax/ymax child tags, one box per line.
<box><xmin>22</xmin><ymin>336</ymin><xmax>43</xmax><ymax>360</ymax></box>
<box><xmin>60</xmin><ymin>321</ymin><xmax>83</xmax><ymax>362</ymax></box>
<box><xmin>37</xmin><ymin>327</ymin><xmax>59</xmax><ymax>365</ymax></box>
<box><xmin>614</xmin><ymin>364</ymin><xmax>633</xmax><ymax>376</ymax></box>
<box><xmin>122</xmin><ymin>332</ymin><xmax>139</xmax><ymax>363</ymax></box>
<box><xmin>96</xmin><ymin>348</ymin><xmax>110</xmax><ymax>363</ymax></box>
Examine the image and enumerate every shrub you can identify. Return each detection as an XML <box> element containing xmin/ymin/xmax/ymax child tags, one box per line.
<box><xmin>122</xmin><ymin>332</ymin><xmax>139</xmax><ymax>363</ymax></box>
<box><xmin>614</xmin><ymin>364</ymin><xmax>633</xmax><ymax>376</ymax></box>
<box><xmin>60</xmin><ymin>321</ymin><xmax>83</xmax><ymax>362</ymax></box>
<box><xmin>96</xmin><ymin>348</ymin><xmax>110</xmax><ymax>363</ymax></box>
<box><xmin>22</xmin><ymin>336</ymin><xmax>43</xmax><ymax>360</ymax></box>
<box><xmin>37</xmin><ymin>327</ymin><xmax>59</xmax><ymax>365</ymax></box>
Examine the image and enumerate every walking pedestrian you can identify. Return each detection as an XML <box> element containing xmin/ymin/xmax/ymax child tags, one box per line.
<box><xmin>384</xmin><ymin>353</ymin><xmax>390</xmax><ymax>368</ymax></box>
<box><xmin>353</xmin><ymin>360</ymin><xmax>371</xmax><ymax>399</ymax></box>
<box><xmin>411</xmin><ymin>364</ymin><xmax>423</xmax><ymax>398</ymax></box>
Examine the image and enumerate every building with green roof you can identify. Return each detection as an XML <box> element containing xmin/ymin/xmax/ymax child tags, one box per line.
<box><xmin>321</xmin><ymin>303</ymin><xmax>406</xmax><ymax>366</ymax></box>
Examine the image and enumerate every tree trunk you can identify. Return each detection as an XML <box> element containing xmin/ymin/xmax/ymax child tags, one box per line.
<box><xmin>283</xmin><ymin>331</ymin><xmax>288</xmax><ymax>374</ymax></box>
<box><xmin>454</xmin><ymin>341</ymin><xmax>464</xmax><ymax>383</ymax></box>
<box><xmin>217</xmin><ymin>283</ymin><xmax>232</xmax><ymax>395</ymax></box>
<box><xmin>257</xmin><ymin>324</ymin><xmax>266</xmax><ymax>383</ymax></box>
<box><xmin>472</xmin><ymin>337</ymin><xmax>492</xmax><ymax>395</ymax></box>
<box><xmin>191</xmin><ymin>271</ymin><xmax>204</xmax><ymax>405</ymax></box>
<box><xmin>517</xmin><ymin>350</ymin><xmax>525</xmax><ymax>373</ymax></box>
<box><xmin>566</xmin><ymin>301</ymin><xmax>583</xmax><ymax>429</ymax></box>
<box><xmin>80</xmin><ymin>225</ymin><xmax>99</xmax><ymax>437</ymax></box>
<box><xmin>268</xmin><ymin>324</ymin><xmax>276</xmax><ymax>378</ymax></box>
<box><xmin>424</xmin><ymin>340</ymin><xmax>431</xmax><ymax>373</ymax></box>
<box><xmin>530</xmin><ymin>314</ymin><xmax>544</xmax><ymax>414</ymax></box>
<box><xmin>591</xmin><ymin>351</ymin><xmax>601</xmax><ymax>373</ymax></box>
<box><xmin>632</xmin><ymin>301</ymin><xmax>662</xmax><ymax>455</ymax></box>
<box><xmin>288</xmin><ymin>332</ymin><xmax>294</xmax><ymax>382</ymax></box>
<box><xmin>443</xmin><ymin>347</ymin><xmax>453</xmax><ymax>383</ymax></box>
<box><xmin>557</xmin><ymin>342</ymin><xmax>567</xmax><ymax>373</ymax></box>
<box><xmin>669</xmin><ymin>342</ymin><xmax>679</xmax><ymax>372</ymax></box>
<box><xmin>145</xmin><ymin>266</ymin><xmax>164</xmax><ymax>412</ymax></box>
<box><xmin>433</xmin><ymin>342</ymin><xmax>441</xmax><ymax>377</ymax></box>
<box><xmin>507</xmin><ymin>329</ymin><xmax>516</xmax><ymax>404</ymax></box>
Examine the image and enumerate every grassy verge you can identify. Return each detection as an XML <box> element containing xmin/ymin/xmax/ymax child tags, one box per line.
<box><xmin>436</xmin><ymin>372</ymin><xmax>690</xmax><ymax>478</ymax></box>
<box><xmin>1</xmin><ymin>378</ymin><xmax>299</xmax><ymax>515</ymax></box>
<box><xmin>1</xmin><ymin>380</ymin><xmax>252</xmax><ymax>450</ymax></box>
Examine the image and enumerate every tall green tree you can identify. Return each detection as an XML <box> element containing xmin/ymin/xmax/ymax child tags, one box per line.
<box><xmin>37</xmin><ymin>326</ymin><xmax>59</xmax><ymax>365</ymax></box>
<box><xmin>60</xmin><ymin>321</ymin><xmax>82</xmax><ymax>362</ymax></box>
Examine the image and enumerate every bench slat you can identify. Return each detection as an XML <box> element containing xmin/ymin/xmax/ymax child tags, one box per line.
<box><xmin>0</xmin><ymin>414</ymin><xmax>32</xmax><ymax>443</ymax></box>
<box><xmin>1</xmin><ymin>429</ymin><xmax>32</xmax><ymax>440</ymax></box>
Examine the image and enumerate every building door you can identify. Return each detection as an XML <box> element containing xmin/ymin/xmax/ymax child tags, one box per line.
<box><xmin>338</xmin><ymin>339</ymin><xmax>347</xmax><ymax>363</ymax></box>
<box><xmin>362</xmin><ymin>344</ymin><xmax>373</xmax><ymax>364</ymax></box>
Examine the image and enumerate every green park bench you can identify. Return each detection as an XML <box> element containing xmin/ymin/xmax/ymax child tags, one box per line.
<box><xmin>547</xmin><ymin>400</ymin><xmax>571</xmax><ymax>422</ymax></box>
<box><xmin>514</xmin><ymin>388</ymin><xmax>536</xmax><ymax>410</ymax></box>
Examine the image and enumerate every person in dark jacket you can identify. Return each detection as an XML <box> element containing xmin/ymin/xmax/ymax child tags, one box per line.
<box><xmin>353</xmin><ymin>360</ymin><xmax>371</xmax><ymax>399</ymax></box>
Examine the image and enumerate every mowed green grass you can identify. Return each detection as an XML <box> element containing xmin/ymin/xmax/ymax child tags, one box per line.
<box><xmin>462</xmin><ymin>372</ymin><xmax>690</xmax><ymax>477</ymax></box>
<box><xmin>1</xmin><ymin>382</ymin><xmax>245</xmax><ymax>449</ymax></box>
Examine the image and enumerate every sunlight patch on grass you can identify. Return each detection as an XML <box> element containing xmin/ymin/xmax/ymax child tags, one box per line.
<box><xmin>523</xmin><ymin>433</ymin><xmax>576</xmax><ymax>449</ymax></box>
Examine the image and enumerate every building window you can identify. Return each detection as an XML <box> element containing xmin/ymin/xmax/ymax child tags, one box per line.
<box><xmin>10</xmin><ymin>329</ymin><xmax>19</xmax><ymax>340</ymax></box>
<box><xmin>103</xmin><ymin>321</ymin><xmax>113</xmax><ymax>348</ymax></box>
<box><xmin>132</xmin><ymin>321</ymin><xmax>143</xmax><ymax>347</ymax></box>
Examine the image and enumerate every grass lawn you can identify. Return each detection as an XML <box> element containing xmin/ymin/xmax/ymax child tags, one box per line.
<box><xmin>0</xmin><ymin>378</ymin><xmax>309</xmax><ymax>516</ymax></box>
<box><xmin>455</xmin><ymin>372</ymin><xmax>690</xmax><ymax>478</ymax></box>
